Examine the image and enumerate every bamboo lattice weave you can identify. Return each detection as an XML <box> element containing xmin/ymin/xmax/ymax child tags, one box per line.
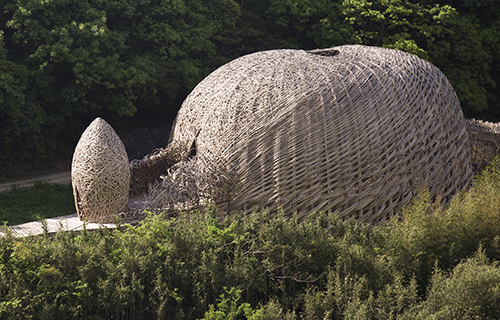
<box><xmin>160</xmin><ymin>45</ymin><xmax>473</xmax><ymax>224</ymax></box>
<box><xmin>72</xmin><ymin>118</ymin><xmax>130</xmax><ymax>222</ymax></box>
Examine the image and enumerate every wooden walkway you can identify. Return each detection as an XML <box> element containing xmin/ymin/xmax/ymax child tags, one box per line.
<box><xmin>1</xmin><ymin>194</ymin><xmax>149</xmax><ymax>238</ymax></box>
<box><xmin>2</xmin><ymin>213</ymin><xmax>116</xmax><ymax>237</ymax></box>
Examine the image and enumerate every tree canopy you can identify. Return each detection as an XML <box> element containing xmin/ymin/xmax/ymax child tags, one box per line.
<box><xmin>0</xmin><ymin>0</ymin><xmax>499</xmax><ymax>176</ymax></box>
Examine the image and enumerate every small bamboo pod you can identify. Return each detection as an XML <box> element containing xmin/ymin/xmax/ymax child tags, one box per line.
<box><xmin>71</xmin><ymin>118</ymin><xmax>130</xmax><ymax>222</ymax></box>
<box><xmin>150</xmin><ymin>45</ymin><xmax>473</xmax><ymax>224</ymax></box>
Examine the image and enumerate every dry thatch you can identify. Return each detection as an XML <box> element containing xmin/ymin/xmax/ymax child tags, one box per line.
<box><xmin>149</xmin><ymin>45</ymin><xmax>473</xmax><ymax>224</ymax></box>
<box><xmin>129</xmin><ymin>140</ymin><xmax>187</xmax><ymax>196</ymax></box>
<box><xmin>466</xmin><ymin>119</ymin><xmax>500</xmax><ymax>172</ymax></box>
<box><xmin>147</xmin><ymin>151</ymin><xmax>233</xmax><ymax>213</ymax></box>
<box><xmin>71</xmin><ymin>118</ymin><xmax>130</xmax><ymax>222</ymax></box>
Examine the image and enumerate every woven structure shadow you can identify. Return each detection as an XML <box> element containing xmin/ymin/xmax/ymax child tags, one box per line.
<box><xmin>466</xmin><ymin>119</ymin><xmax>500</xmax><ymax>172</ymax></box>
<box><xmin>72</xmin><ymin>118</ymin><xmax>130</xmax><ymax>222</ymax></box>
<box><xmin>152</xmin><ymin>45</ymin><xmax>474</xmax><ymax>224</ymax></box>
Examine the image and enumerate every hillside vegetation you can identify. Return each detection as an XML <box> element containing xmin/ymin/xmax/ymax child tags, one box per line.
<box><xmin>1</xmin><ymin>159</ymin><xmax>499</xmax><ymax>319</ymax></box>
<box><xmin>1</xmin><ymin>0</ymin><xmax>499</xmax><ymax>177</ymax></box>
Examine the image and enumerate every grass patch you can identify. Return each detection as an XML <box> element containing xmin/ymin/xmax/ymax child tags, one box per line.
<box><xmin>0</xmin><ymin>182</ymin><xmax>75</xmax><ymax>226</ymax></box>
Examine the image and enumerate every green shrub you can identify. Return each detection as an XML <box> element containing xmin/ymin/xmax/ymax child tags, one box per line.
<box><xmin>0</xmin><ymin>160</ymin><xmax>499</xmax><ymax>319</ymax></box>
<box><xmin>406</xmin><ymin>249</ymin><xmax>500</xmax><ymax>319</ymax></box>
<box><xmin>201</xmin><ymin>287</ymin><xmax>262</xmax><ymax>320</ymax></box>
<box><xmin>385</xmin><ymin>157</ymin><xmax>500</xmax><ymax>293</ymax></box>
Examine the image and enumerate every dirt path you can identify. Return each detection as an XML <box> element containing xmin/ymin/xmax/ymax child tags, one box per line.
<box><xmin>0</xmin><ymin>171</ymin><xmax>72</xmax><ymax>193</ymax></box>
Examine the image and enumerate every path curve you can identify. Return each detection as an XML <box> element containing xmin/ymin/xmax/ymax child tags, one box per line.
<box><xmin>0</xmin><ymin>172</ymin><xmax>72</xmax><ymax>193</ymax></box>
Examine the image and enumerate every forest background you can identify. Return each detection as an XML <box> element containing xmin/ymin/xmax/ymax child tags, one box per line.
<box><xmin>0</xmin><ymin>0</ymin><xmax>499</xmax><ymax>178</ymax></box>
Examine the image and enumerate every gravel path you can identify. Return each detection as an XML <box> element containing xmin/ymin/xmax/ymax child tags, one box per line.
<box><xmin>0</xmin><ymin>171</ymin><xmax>72</xmax><ymax>193</ymax></box>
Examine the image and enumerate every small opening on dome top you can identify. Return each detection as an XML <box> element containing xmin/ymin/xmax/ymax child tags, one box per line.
<box><xmin>307</xmin><ymin>48</ymin><xmax>339</xmax><ymax>57</ymax></box>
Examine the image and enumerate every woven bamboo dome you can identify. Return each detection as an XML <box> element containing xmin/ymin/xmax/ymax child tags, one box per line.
<box><xmin>155</xmin><ymin>45</ymin><xmax>473</xmax><ymax>224</ymax></box>
<box><xmin>72</xmin><ymin>118</ymin><xmax>130</xmax><ymax>222</ymax></box>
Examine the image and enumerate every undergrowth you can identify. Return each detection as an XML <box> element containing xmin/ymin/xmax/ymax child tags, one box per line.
<box><xmin>0</xmin><ymin>159</ymin><xmax>499</xmax><ymax>319</ymax></box>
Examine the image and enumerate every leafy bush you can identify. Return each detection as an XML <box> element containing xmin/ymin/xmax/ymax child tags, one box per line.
<box><xmin>385</xmin><ymin>157</ymin><xmax>500</xmax><ymax>292</ymax></box>
<box><xmin>0</xmin><ymin>160</ymin><xmax>499</xmax><ymax>319</ymax></box>
<box><xmin>407</xmin><ymin>249</ymin><xmax>500</xmax><ymax>320</ymax></box>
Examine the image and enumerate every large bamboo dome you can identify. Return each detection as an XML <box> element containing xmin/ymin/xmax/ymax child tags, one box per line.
<box><xmin>164</xmin><ymin>45</ymin><xmax>473</xmax><ymax>224</ymax></box>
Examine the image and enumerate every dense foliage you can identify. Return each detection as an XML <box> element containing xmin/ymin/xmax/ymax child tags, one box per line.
<box><xmin>0</xmin><ymin>159</ymin><xmax>499</xmax><ymax>319</ymax></box>
<box><xmin>1</xmin><ymin>0</ymin><xmax>499</xmax><ymax>176</ymax></box>
<box><xmin>0</xmin><ymin>0</ymin><xmax>240</xmax><ymax>175</ymax></box>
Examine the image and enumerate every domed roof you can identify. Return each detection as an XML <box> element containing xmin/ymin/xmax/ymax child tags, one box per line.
<box><xmin>162</xmin><ymin>45</ymin><xmax>473</xmax><ymax>223</ymax></box>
